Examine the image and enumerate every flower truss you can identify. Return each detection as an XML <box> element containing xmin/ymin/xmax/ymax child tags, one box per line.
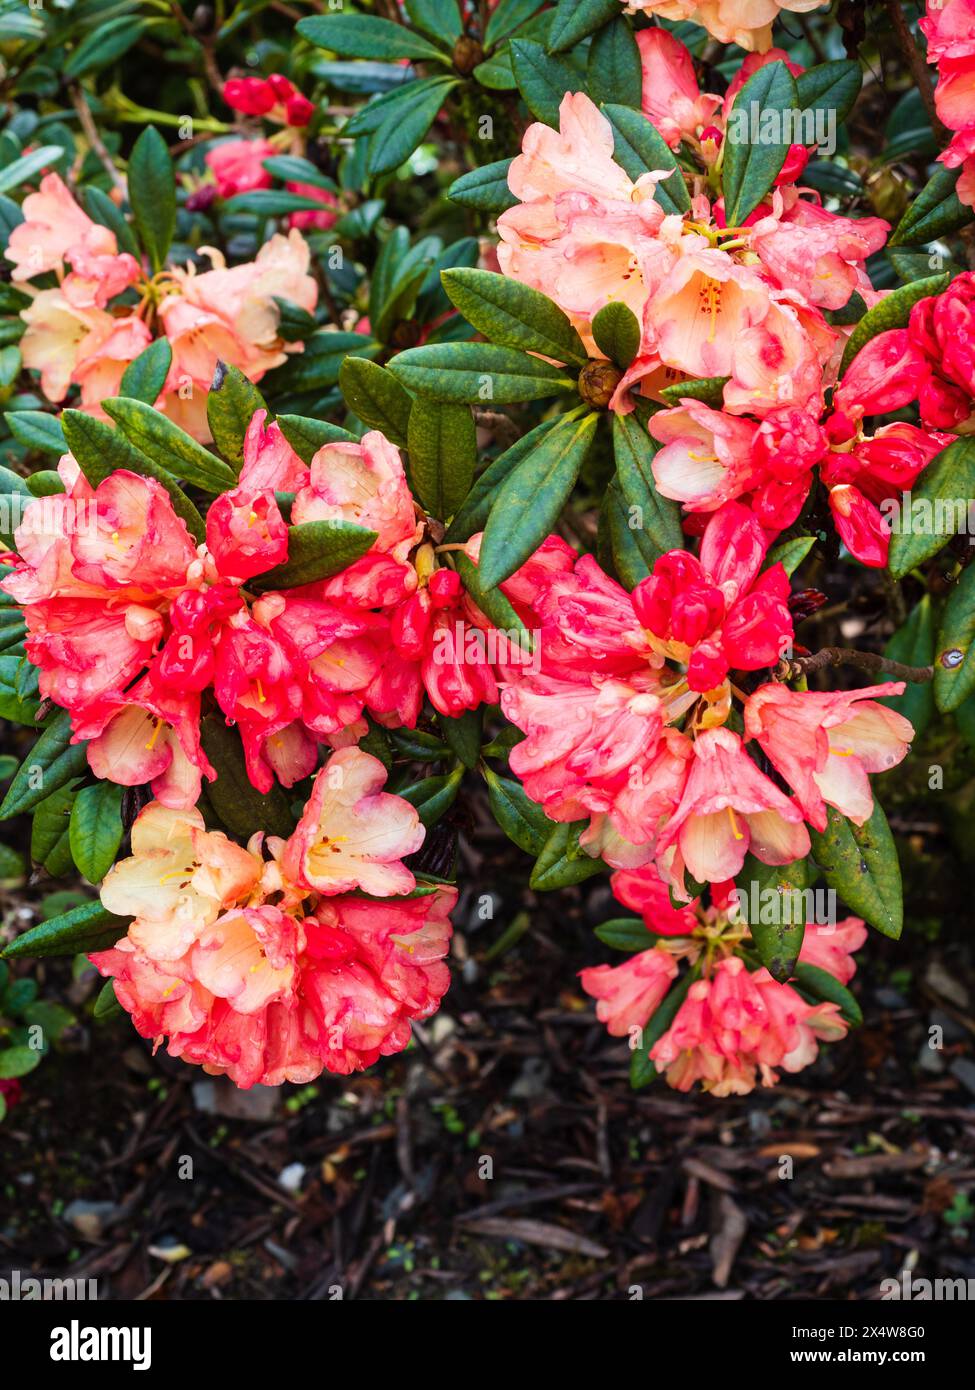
<box><xmin>0</xmin><ymin>0</ymin><xmax>968</xmax><ymax>1101</ymax></box>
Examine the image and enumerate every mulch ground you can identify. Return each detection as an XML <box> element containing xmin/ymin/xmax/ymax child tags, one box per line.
<box><xmin>2</xmin><ymin>811</ymin><xmax>974</xmax><ymax>1302</ymax></box>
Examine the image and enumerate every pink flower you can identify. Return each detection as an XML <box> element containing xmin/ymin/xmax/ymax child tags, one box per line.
<box><xmin>632</xmin><ymin>502</ymin><xmax>793</xmax><ymax>693</ymax></box>
<box><xmin>744</xmin><ymin>682</ymin><xmax>914</xmax><ymax>831</ymax></box>
<box><xmin>7</xmin><ymin>174</ymin><xmax>137</xmax><ymax>300</ymax></box>
<box><xmin>282</xmin><ymin>747</ymin><xmax>425</xmax><ymax>897</ymax></box>
<box><xmin>655</xmin><ymin>726</ymin><xmax>810</xmax><ymax>885</ymax></box>
<box><xmin>19</xmin><ymin>294</ymin><xmax>150</xmax><ymax>406</ymax></box>
<box><xmin>650</xmin><ymin>399</ymin><xmax>762</xmax><ymax>513</ymax></box>
<box><xmin>580</xmin><ymin>947</ymin><xmax>678</xmax><ymax>1037</ymax></box>
<box><xmin>750</xmin><ymin>190</ymin><xmax>889</xmax><ymax>313</ymax></box>
<box><xmin>240</xmin><ymin>408</ymin><xmax>310</xmax><ymax>493</ymax></box>
<box><xmin>287</xmin><ymin>181</ymin><xmax>337</xmax><ymax>231</ymax></box>
<box><xmin>636</xmin><ymin>29</ymin><xmax>721</xmax><ymax>148</ymax></box>
<box><xmin>205</xmin><ymin>137</ymin><xmax>276</xmax><ymax>198</ymax></box>
<box><xmin>292</xmin><ymin>432</ymin><xmax>421</xmax><ymax>561</ymax></box>
<box><xmin>223</xmin><ymin>74</ymin><xmax>314</xmax><ymax>127</ymax></box>
<box><xmin>205</xmin><ymin>486</ymin><xmax>289</xmax><ymax>583</ymax></box>
<box><xmin>610</xmin><ymin>862</ymin><xmax>699</xmax><ymax>934</ymax></box>
<box><xmin>798</xmin><ymin>917</ymin><xmax>867</xmax><ymax>985</ymax></box>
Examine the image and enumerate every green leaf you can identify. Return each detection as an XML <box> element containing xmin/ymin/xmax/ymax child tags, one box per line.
<box><xmin>60</xmin><ymin>410</ymin><xmax>206</xmax><ymax>543</ymax></box>
<box><xmin>510</xmin><ymin>38</ymin><xmax>583</xmax><ymax>127</ymax></box>
<box><xmin>934</xmin><ymin>561</ymin><xmax>975</xmax><ymax>713</ymax></box>
<box><xmin>612</xmin><ymin>413</ymin><xmax>684</xmax><ymax>564</ymax></box>
<box><xmin>586</xmin><ymin>16</ymin><xmax>642</xmax><ymax>109</ymax></box>
<box><xmin>444</xmin><ymin>417</ymin><xmax>565</xmax><ymax>542</ymax></box>
<box><xmin>119</xmin><ymin>337</ymin><xmax>171</xmax><ymax>406</ymax></box>
<box><xmin>68</xmin><ymin>782</ymin><xmax>124</xmax><ymax>885</ymax></box>
<box><xmin>2</xmin><ymin>900</ymin><xmax>129</xmax><ymax>960</ymax></box>
<box><xmin>734</xmin><ymin>852</ymin><xmax>807</xmax><ymax>982</ymax></box>
<box><xmin>0</xmin><ymin>146</ymin><xmax>67</xmax><ymax>196</ymax></box>
<box><xmin>530</xmin><ymin>819</ymin><xmax>606</xmax><ymax>890</ymax></box>
<box><xmin>405</xmin><ymin>0</ymin><xmax>462</xmax><ymax>44</ymax></box>
<box><xmin>0</xmin><ymin>656</ymin><xmax>39</xmax><ymax>726</ymax></box>
<box><xmin>592</xmin><ymin>301</ymin><xmax>640</xmax><ymax>369</ymax></box>
<box><xmin>267</xmin><ymin>332</ymin><xmax>380</xmax><ymax>394</ymax></box>
<box><xmin>439</xmin><ymin>708</ymin><xmax>483</xmax><ymax>770</ymax></box>
<box><xmin>547</xmin><ymin>0</ymin><xmax>619</xmax><ymax>53</ymax></box>
<box><xmin>479</xmin><ymin>411</ymin><xmax>597</xmax><ymax>589</ymax></box>
<box><xmin>0</xmin><ymin>1047</ymin><xmax>41</xmax><ymax>1079</ymax></box>
<box><xmin>339</xmin><ymin>358</ymin><xmax>413</xmax><ymax>447</ymax></box>
<box><xmin>594</xmin><ymin>917</ymin><xmax>662</xmax><ymax>952</ymax></box>
<box><xmin>200</xmin><ymin>717</ymin><xmax>295</xmax><ymax>839</ymax></box>
<box><xmin>447</xmin><ymin>159</ymin><xmax>518</xmax><ymax>213</ymax></box>
<box><xmin>388</xmin><ymin>341</ymin><xmax>576</xmax><ymax>404</ymax></box>
<box><xmin>809</xmin><ymin>802</ymin><xmax>903</xmax><ymax>940</ymax></box>
<box><xmin>793</xmin><ymin>961</ymin><xmax>862</xmax><ymax>1027</ymax></box>
<box><xmin>0</xmin><ymin>841</ymin><xmax>25</xmax><ymax>881</ymax></box>
<box><xmin>765</xmin><ymin>535</ymin><xmax>814</xmax><ymax>577</ymax></box>
<box><xmin>604</xmin><ymin>475</ymin><xmax>651</xmax><ymax>589</ymax></box>
<box><xmin>407</xmin><ymin>399</ymin><xmax>475</xmax><ymax>520</ymax></box>
<box><xmin>397</xmin><ymin>766</ymin><xmax>464</xmax><ymax>827</ymax></box>
<box><xmin>102</xmin><ymin>397</ymin><xmax>238</xmax><ymax>493</ymax></box>
<box><xmin>64</xmin><ymin>15</ymin><xmax>151</xmax><ymax>79</ymax></box>
<box><xmin>441</xmin><ymin>267</ymin><xmax>587</xmax><ymax>365</ymax></box>
<box><xmin>83</xmin><ymin>186</ymin><xmax>139</xmax><ymax>257</ymax></box>
<box><xmin>273</xmin><ymin>298</ymin><xmax>318</xmax><ymax>343</ymax></box>
<box><xmin>880</xmin><ymin>596</ymin><xmax>935</xmax><ymax>738</ymax></box>
<box><xmin>890</xmin><ymin>164</ymin><xmax>975</xmax><ymax>246</ymax></box>
<box><xmin>4</xmin><ymin>411</ymin><xmax>67</xmax><ymax>456</ymax></box>
<box><xmin>839</xmin><ymin>273</ymin><xmax>951</xmax><ymax>377</ymax></box>
<box><xmin>297</xmin><ymin>14</ymin><xmax>452</xmax><ymax>64</ymax></box>
<box><xmin>486</xmin><ymin>0</ymin><xmax>545</xmax><ymax>48</ymax></box>
<box><xmin>0</xmin><ymin>461</ymin><xmax>32</xmax><ymax>548</ymax></box>
<box><xmin>207</xmin><ymin>362</ymin><xmax>268</xmax><ymax>469</ymax></box>
<box><xmin>31</xmin><ymin>782</ymin><xmax>78</xmax><ymax>878</ymax></box>
<box><xmin>630</xmin><ymin>964</ymin><xmax>699</xmax><ymax>1088</ymax></box>
<box><xmin>367</xmin><ymin>77</ymin><xmax>459</xmax><ymax>177</ymax></box>
<box><xmin>659</xmin><ymin>375</ymin><xmax>729</xmax><ymax>408</ymax></box>
<box><xmin>796</xmin><ymin>59</ymin><xmax>862</xmax><ymax>126</ymax></box>
<box><xmin>888</xmin><ymin>436</ymin><xmax>975</xmax><ymax>578</ymax></box>
<box><xmin>93</xmin><ymin>979</ymin><xmax>123</xmax><ymax>1021</ymax></box>
<box><xmin>484</xmin><ymin>768</ymin><xmax>553</xmax><ymax>855</ymax></box>
<box><xmin>127</xmin><ymin>126</ymin><xmax>175</xmax><ymax>273</ymax></box>
<box><xmin>601</xmin><ymin>103</ymin><xmax>691</xmax><ymax>215</ymax></box>
<box><xmin>226</xmin><ymin>190</ymin><xmax>336</xmax><ymax>217</ymax></box>
<box><xmin>0</xmin><ymin>710</ymin><xmax>89</xmax><ymax>821</ymax></box>
<box><xmin>277</xmin><ymin>414</ymin><xmax>357</xmax><ymax>463</ymax></box>
<box><xmin>250</xmin><ymin>519</ymin><xmax>377</xmax><ymax>592</ymax></box>
<box><xmin>454</xmin><ymin>551</ymin><xmax>533</xmax><ymax>656</ymax></box>
<box><xmin>722</xmin><ymin>61</ymin><xmax>799</xmax><ymax>227</ymax></box>
<box><xmin>260</xmin><ymin>155</ymin><xmax>338</xmax><ymax>192</ymax></box>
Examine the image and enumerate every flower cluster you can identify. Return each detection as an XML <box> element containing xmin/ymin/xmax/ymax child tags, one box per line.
<box><xmin>6</xmin><ymin>173</ymin><xmax>317</xmax><ymax>441</ymax></box>
<box><xmin>491</xmin><ymin>506</ymin><xmax>913</xmax><ymax>894</ymax></box>
<box><xmin>90</xmin><ymin>748</ymin><xmax>455</xmax><ymax>1086</ymax></box>
<box><xmin>924</xmin><ymin>0</ymin><xmax>975</xmax><ymax>207</ymax></box>
<box><xmin>581</xmin><ymin>861</ymin><xmax>865</xmax><ymax>1095</ymax></box>
<box><xmin>1</xmin><ymin>420</ymin><xmax>491</xmax><ymax>808</ymax></box>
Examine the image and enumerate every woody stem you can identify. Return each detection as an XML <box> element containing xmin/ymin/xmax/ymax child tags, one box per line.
<box><xmin>777</xmin><ymin>647</ymin><xmax>934</xmax><ymax>683</ymax></box>
<box><xmin>884</xmin><ymin>0</ymin><xmax>948</xmax><ymax>144</ymax></box>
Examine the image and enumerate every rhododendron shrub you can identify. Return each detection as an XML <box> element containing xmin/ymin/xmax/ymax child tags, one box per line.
<box><xmin>0</xmin><ymin>0</ymin><xmax>971</xmax><ymax>1101</ymax></box>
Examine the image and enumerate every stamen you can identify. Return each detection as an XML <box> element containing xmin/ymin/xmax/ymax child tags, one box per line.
<box><xmin>726</xmin><ymin>805</ymin><xmax>744</xmax><ymax>841</ymax></box>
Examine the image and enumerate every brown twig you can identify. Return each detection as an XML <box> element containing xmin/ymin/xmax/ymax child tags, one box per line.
<box><xmin>777</xmin><ymin>646</ymin><xmax>934</xmax><ymax>683</ymax></box>
<box><xmin>885</xmin><ymin>0</ymin><xmax>948</xmax><ymax>144</ymax></box>
<box><xmin>168</xmin><ymin>1</ymin><xmax>224</xmax><ymax>96</ymax></box>
<box><xmin>69</xmin><ymin>84</ymin><xmax>126</xmax><ymax>194</ymax></box>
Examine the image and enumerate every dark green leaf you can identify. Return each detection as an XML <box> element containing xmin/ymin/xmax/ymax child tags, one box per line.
<box><xmin>486</xmin><ymin>0</ymin><xmax>545</xmax><ymax>49</ymax></box>
<box><xmin>102</xmin><ymin>397</ymin><xmax>238</xmax><ymax>493</ymax></box>
<box><xmin>796</xmin><ymin>59</ymin><xmax>862</xmax><ymax>126</ymax></box>
<box><xmin>2</xmin><ymin>900</ymin><xmax>128</xmax><ymax>960</ymax></box>
<box><xmin>888</xmin><ymin>436</ymin><xmax>975</xmax><ymax>579</ymax></box>
<box><xmin>367</xmin><ymin>78</ymin><xmax>458</xmax><ymax>177</ymax></box>
<box><xmin>439</xmin><ymin>708</ymin><xmax>483</xmax><ymax>770</ymax></box>
<box><xmin>454</xmin><ymin>551</ymin><xmax>533</xmax><ymax>656</ymax></box>
<box><xmin>630</xmin><ymin>965</ymin><xmax>699</xmax><ymax>1088</ymax></box>
<box><xmin>809</xmin><ymin>802</ymin><xmax>903</xmax><ymax>939</ymax></box>
<box><xmin>407</xmin><ymin>399</ymin><xmax>475</xmax><ymax>519</ymax></box>
<box><xmin>200</xmin><ymin>717</ymin><xmax>295</xmax><ymax>839</ymax></box>
<box><xmin>127</xmin><ymin>127</ymin><xmax>175</xmax><ymax>272</ymax></box>
<box><xmin>441</xmin><ymin>267</ymin><xmax>587</xmax><ymax>365</ymax></box>
<box><xmin>510</xmin><ymin>38</ymin><xmax>583</xmax><ymax>127</ymax></box>
<box><xmin>0</xmin><ymin>710</ymin><xmax>89</xmax><ymax>820</ymax></box>
<box><xmin>388</xmin><ymin>341</ymin><xmax>576</xmax><ymax>404</ymax></box>
<box><xmin>405</xmin><ymin>0</ymin><xmax>462</xmax><ymax>44</ymax></box>
<box><xmin>594</xmin><ymin>917</ymin><xmax>659</xmax><ymax>952</ymax></box>
<box><xmin>530</xmin><ymin>819</ymin><xmax>606</xmax><ymax>890</ymax></box>
<box><xmin>734</xmin><ymin>852</ymin><xmax>807</xmax><ymax>982</ymax></box>
<box><xmin>592</xmin><ymin>301</ymin><xmax>640</xmax><ymax>369</ymax></box>
<box><xmin>64</xmin><ymin>15</ymin><xmax>151</xmax><ymax>79</ymax></box>
<box><xmin>297</xmin><ymin>14</ymin><xmax>452</xmax><ymax>64</ymax></box>
<box><xmin>0</xmin><ymin>146</ymin><xmax>67</xmax><ymax>196</ymax></box>
<box><xmin>722</xmin><ymin>61</ymin><xmax>799</xmax><ymax>227</ymax></box>
<box><xmin>30</xmin><ymin>781</ymin><xmax>78</xmax><ymax>879</ymax></box>
<box><xmin>207</xmin><ymin>362</ymin><xmax>268</xmax><ymax>469</ymax></box>
<box><xmin>250</xmin><ymin>519</ymin><xmax>377</xmax><ymax>592</ymax></box>
<box><xmin>547</xmin><ymin>0</ymin><xmax>619</xmax><ymax>53</ymax></box>
<box><xmin>934</xmin><ymin>561</ymin><xmax>975</xmax><ymax>713</ymax></box>
<box><xmin>484</xmin><ymin>767</ymin><xmax>553</xmax><ymax>855</ymax></box>
<box><xmin>448</xmin><ymin>159</ymin><xmax>518</xmax><ymax>213</ymax></box>
<box><xmin>793</xmin><ymin>961</ymin><xmax>862</xmax><ymax>1027</ymax></box>
<box><xmin>659</xmin><ymin>375</ymin><xmax>729</xmax><ymax>408</ymax></box>
<box><xmin>445</xmin><ymin>416</ymin><xmax>563</xmax><ymax>542</ymax></box>
<box><xmin>119</xmin><ymin>338</ymin><xmax>171</xmax><ymax>406</ymax></box>
<box><xmin>277</xmin><ymin>414</ymin><xmax>357</xmax><ymax>462</ymax></box>
<box><xmin>586</xmin><ymin>16</ymin><xmax>642</xmax><ymax>108</ymax></box>
<box><xmin>479</xmin><ymin>411</ymin><xmax>597</xmax><ymax>589</ymax></box>
<box><xmin>339</xmin><ymin>357</ymin><xmax>413</xmax><ymax>446</ymax></box>
<box><xmin>612</xmin><ymin>413</ymin><xmax>684</xmax><ymax>562</ymax></box>
<box><xmin>5</xmin><ymin>411</ymin><xmax>67</xmax><ymax>456</ymax></box>
<box><xmin>397</xmin><ymin>766</ymin><xmax>464</xmax><ymax>826</ymax></box>
<box><xmin>69</xmin><ymin>782</ymin><xmax>124</xmax><ymax>884</ymax></box>
<box><xmin>602</xmin><ymin>102</ymin><xmax>691</xmax><ymax>214</ymax></box>
<box><xmin>890</xmin><ymin>164</ymin><xmax>975</xmax><ymax>246</ymax></box>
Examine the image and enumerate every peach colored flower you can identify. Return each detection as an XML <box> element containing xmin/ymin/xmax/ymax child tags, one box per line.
<box><xmin>292</xmin><ymin>431</ymin><xmax>422</xmax><ymax>561</ymax></box>
<box><xmin>580</xmin><ymin>947</ymin><xmax>678</xmax><ymax>1037</ymax></box>
<box><xmin>19</xmin><ymin>293</ymin><xmax>150</xmax><ymax>406</ymax></box>
<box><xmin>623</xmin><ymin>1</ymin><xmax>828</xmax><ymax>54</ymax></box>
<box><xmin>636</xmin><ymin>28</ymin><xmax>721</xmax><ymax>148</ymax></box>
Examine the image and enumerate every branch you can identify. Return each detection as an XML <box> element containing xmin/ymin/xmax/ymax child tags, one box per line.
<box><xmin>777</xmin><ymin>647</ymin><xmax>934</xmax><ymax>684</ymax></box>
<box><xmin>884</xmin><ymin>0</ymin><xmax>948</xmax><ymax>144</ymax></box>
<box><xmin>69</xmin><ymin>84</ymin><xmax>126</xmax><ymax>194</ymax></box>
